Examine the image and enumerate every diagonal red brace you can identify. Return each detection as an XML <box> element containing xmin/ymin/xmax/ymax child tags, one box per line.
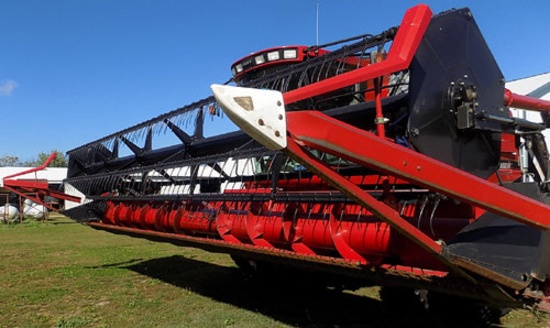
<box><xmin>285</xmin><ymin>138</ymin><xmax>444</xmax><ymax>257</ymax></box>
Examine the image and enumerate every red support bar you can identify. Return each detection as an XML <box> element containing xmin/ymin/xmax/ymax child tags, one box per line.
<box><xmin>374</xmin><ymin>77</ymin><xmax>385</xmax><ymax>137</ymax></box>
<box><xmin>39</xmin><ymin>188</ymin><xmax>81</xmax><ymax>204</ymax></box>
<box><xmin>3</xmin><ymin>179</ymin><xmax>49</xmax><ymax>189</ymax></box>
<box><xmin>504</xmin><ymin>88</ymin><xmax>550</xmax><ymax>113</ymax></box>
<box><xmin>286</xmin><ymin>111</ymin><xmax>550</xmax><ymax>231</ymax></box>
<box><xmin>3</xmin><ymin>152</ymin><xmax>57</xmax><ymax>181</ymax></box>
<box><xmin>282</xmin><ymin>4</ymin><xmax>432</xmax><ymax>105</ymax></box>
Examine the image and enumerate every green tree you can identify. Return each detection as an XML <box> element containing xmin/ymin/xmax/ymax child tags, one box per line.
<box><xmin>0</xmin><ymin>155</ymin><xmax>21</xmax><ymax>166</ymax></box>
<box><xmin>0</xmin><ymin>151</ymin><xmax>68</xmax><ymax>167</ymax></box>
<box><xmin>35</xmin><ymin>150</ymin><xmax>68</xmax><ymax>167</ymax></box>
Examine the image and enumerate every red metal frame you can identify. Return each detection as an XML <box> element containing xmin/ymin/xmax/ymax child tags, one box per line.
<box><xmin>3</xmin><ymin>153</ymin><xmax>80</xmax><ymax>211</ymax></box>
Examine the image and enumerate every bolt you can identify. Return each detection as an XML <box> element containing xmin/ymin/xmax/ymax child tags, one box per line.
<box><xmin>416</xmin><ymin>165</ymin><xmax>422</xmax><ymax>171</ymax></box>
<box><xmin>275</xmin><ymin>130</ymin><xmax>281</xmax><ymax>137</ymax></box>
<box><xmin>277</xmin><ymin>101</ymin><xmax>282</xmax><ymax>106</ymax></box>
<box><xmin>258</xmin><ymin>119</ymin><xmax>264</xmax><ymax>126</ymax></box>
<box><xmin>278</xmin><ymin>114</ymin><xmax>283</xmax><ymax>120</ymax></box>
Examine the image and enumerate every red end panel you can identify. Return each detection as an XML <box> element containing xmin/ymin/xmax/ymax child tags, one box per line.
<box><xmin>282</xmin><ymin>4</ymin><xmax>432</xmax><ymax>105</ymax></box>
<box><xmin>286</xmin><ymin>110</ymin><xmax>550</xmax><ymax>230</ymax></box>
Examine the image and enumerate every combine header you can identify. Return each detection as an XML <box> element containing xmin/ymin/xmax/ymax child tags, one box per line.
<box><xmin>62</xmin><ymin>5</ymin><xmax>550</xmax><ymax>320</ymax></box>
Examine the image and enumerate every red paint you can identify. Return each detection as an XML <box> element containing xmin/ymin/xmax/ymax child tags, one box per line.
<box><xmin>504</xmin><ymin>88</ymin><xmax>550</xmax><ymax>112</ymax></box>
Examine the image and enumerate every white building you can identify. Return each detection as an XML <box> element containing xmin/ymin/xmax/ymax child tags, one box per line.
<box><xmin>507</xmin><ymin>72</ymin><xmax>550</xmax><ymax>141</ymax></box>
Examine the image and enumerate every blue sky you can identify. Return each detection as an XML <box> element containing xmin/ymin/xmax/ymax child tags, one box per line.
<box><xmin>1</xmin><ymin>0</ymin><xmax>549</xmax><ymax>162</ymax></box>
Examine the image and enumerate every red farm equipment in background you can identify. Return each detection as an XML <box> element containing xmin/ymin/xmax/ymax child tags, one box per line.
<box><xmin>59</xmin><ymin>5</ymin><xmax>550</xmax><ymax>322</ymax></box>
<box><xmin>2</xmin><ymin>152</ymin><xmax>80</xmax><ymax>217</ymax></box>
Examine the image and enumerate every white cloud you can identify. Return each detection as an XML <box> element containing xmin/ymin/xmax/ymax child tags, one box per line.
<box><xmin>0</xmin><ymin>80</ymin><xmax>18</xmax><ymax>96</ymax></box>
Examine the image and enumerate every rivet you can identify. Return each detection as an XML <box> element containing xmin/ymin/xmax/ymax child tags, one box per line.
<box><xmin>275</xmin><ymin>130</ymin><xmax>281</xmax><ymax>137</ymax></box>
<box><xmin>278</xmin><ymin>114</ymin><xmax>283</xmax><ymax>120</ymax></box>
<box><xmin>258</xmin><ymin>119</ymin><xmax>264</xmax><ymax>126</ymax></box>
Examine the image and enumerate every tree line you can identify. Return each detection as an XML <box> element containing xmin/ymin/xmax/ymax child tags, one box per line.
<box><xmin>0</xmin><ymin>150</ymin><xmax>67</xmax><ymax>167</ymax></box>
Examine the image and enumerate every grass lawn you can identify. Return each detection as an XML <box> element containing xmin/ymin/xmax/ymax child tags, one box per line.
<box><xmin>0</xmin><ymin>214</ymin><xmax>548</xmax><ymax>327</ymax></box>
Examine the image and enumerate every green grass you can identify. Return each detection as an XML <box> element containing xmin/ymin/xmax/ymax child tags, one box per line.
<box><xmin>0</xmin><ymin>215</ymin><xmax>548</xmax><ymax>327</ymax></box>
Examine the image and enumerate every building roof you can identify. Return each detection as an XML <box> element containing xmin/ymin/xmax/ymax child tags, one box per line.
<box><xmin>507</xmin><ymin>72</ymin><xmax>550</xmax><ymax>99</ymax></box>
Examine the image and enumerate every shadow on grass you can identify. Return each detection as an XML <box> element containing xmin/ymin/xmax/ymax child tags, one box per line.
<box><xmin>49</xmin><ymin>220</ymin><xmax>79</xmax><ymax>225</ymax></box>
<box><xmin>88</xmin><ymin>259</ymin><xmax>145</xmax><ymax>269</ymax></box>
<box><xmin>125</xmin><ymin>255</ymin><xmax>495</xmax><ymax>328</ymax></box>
